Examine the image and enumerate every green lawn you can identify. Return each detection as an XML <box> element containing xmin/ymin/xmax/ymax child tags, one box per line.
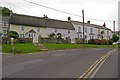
<box><xmin>2</xmin><ymin>43</ymin><xmax>40</xmax><ymax>54</ymax></box>
<box><xmin>2</xmin><ymin>43</ymin><xmax>118</xmax><ymax>54</ymax></box>
<box><xmin>42</xmin><ymin>43</ymin><xmax>118</xmax><ymax>50</ymax></box>
<box><xmin>43</xmin><ymin>43</ymin><xmax>81</xmax><ymax>50</ymax></box>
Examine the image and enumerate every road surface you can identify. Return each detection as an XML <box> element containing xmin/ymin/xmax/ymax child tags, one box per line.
<box><xmin>2</xmin><ymin>48</ymin><xmax>118</xmax><ymax>79</ymax></box>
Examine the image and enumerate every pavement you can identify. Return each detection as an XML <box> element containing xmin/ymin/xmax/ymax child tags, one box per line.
<box><xmin>2</xmin><ymin>48</ymin><xmax>118</xmax><ymax>79</ymax></box>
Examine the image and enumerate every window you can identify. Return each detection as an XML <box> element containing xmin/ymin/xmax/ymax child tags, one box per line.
<box><xmin>78</xmin><ymin>35</ymin><xmax>79</xmax><ymax>38</ymax></box>
<box><xmin>37</xmin><ymin>28</ymin><xmax>40</xmax><ymax>32</ymax></box>
<box><xmin>3</xmin><ymin>22</ymin><xmax>7</xmax><ymax>27</ymax></box>
<box><xmin>78</xmin><ymin>26</ymin><xmax>81</xmax><ymax>32</ymax></box>
<box><xmin>90</xmin><ymin>28</ymin><xmax>93</xmax><ymax>33</ymax></box>
<box><xmin>85</xmin><ymin>35</ymin><xmax>87</xmax><ymax>39</ymax></box>
<box><xmin>98</xmin><ymin>29</ymin><xmax>100</xmax><ymax>34</ymax></box>
<box><xmin>90</xmin><ymin>35</ymin><xmax>94</xmax><ymax>39</ymax></box>
<box><xmin>85</xmin><ymin>27</ymin><xmax>87</xmax><ymax>33</ymax></box>
<box><xmin>20</xmin><ymin>26</ymin><xmax>25</xmax><ymax>31</ymax></box>
<box><xmin>107</xmin><ymin>30</ymin><xmax>109</xmax><ymax>34</ymax></box>
<box><xmin>19</xmin><ymin>34</ymin><xmax>25</xmax><ymax>38</ymax></box>
<box><xmin>3</xmin><ymin>30</ymin><xmax>7</xmax><ymax>34</ymax></box>
<box><xmin>28</xmin><ymin>33</ymin><xmax>34</xmax><ymax>38</ymax></box>
<box><xmin>78</xmin><ymin>35</ymin><xmax>82</xmax><ymax>38</ymax></box>
<box><xmin>80</xmin><ymin>35</ymin><xmax>82</xmax><ymax>38</ymax></box>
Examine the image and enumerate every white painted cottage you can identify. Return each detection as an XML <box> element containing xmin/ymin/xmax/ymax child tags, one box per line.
<box><xmin>9</xmin><ymin>13</ymin><xmax>75</xmax><ymax>43</ymax></box>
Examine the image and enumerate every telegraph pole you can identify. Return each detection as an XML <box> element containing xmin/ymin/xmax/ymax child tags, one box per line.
<box><xmin>113</xmin><ymin>21</ymin><xmax>115</xmax><ymax>32</ymax></box>
<box><xmin>82</xmin><ymin>10</ymin><xmax>85</xmax><ymax>44</ymax></box>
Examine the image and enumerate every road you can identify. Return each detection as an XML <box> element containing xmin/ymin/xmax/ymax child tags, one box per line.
<box><xmin>2</xmin><ymin>48</ymin><xmax>118</xmax><ymax>79</ymax></box>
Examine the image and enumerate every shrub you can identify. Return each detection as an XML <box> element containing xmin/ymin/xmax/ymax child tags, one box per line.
<box><xmin>108</xmin><ymin>40</ymin><xmax>113</xmax><ymax>45</ymax></box>
<box><xmin>7</xmin><ymin>31</ymin><xmax>19</xmax><ymax>38</ymax></box>
<box><xmin>111</xmin><ymin>34</ymin><xmax>119</xmax><ymax>42</ymax></box>
<box><xmin>100</xmin><ymin>39</ymin><xmax>108</xmax><ymax>45</ymax></box>
<box><xmin>88</xmin><ymin>39</ymin><xmax>95</xmax><ymax>44</ymax></box>
<box><xmin>75</xmin><ymin>38</ymin><xmax>83</xmax><ymax>44</ymax></box>
<box><xmin>94</xmin><ymin>39</ymin><xmax>101</xmax><ymax>45</ymax></box>
<box><xmin>17</xmin><ymin>38</ymin><xmax>32</xmax><ymax>43</ymax></box>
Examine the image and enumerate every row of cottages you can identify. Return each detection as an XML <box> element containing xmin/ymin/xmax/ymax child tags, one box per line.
<box><xmin>8</xmin><ymin>13</ymin><xmax>113</xmax><ymax>43</ymax></box>
<box><xmin>9</xmin><ymin>13</ymin><xmax>76</xmax><ymax>43</ymax></box>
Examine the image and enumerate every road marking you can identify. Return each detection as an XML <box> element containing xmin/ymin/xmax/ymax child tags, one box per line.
<box><xmin>90</xmin><ymin>54</ymin><xmax>110</xmax><ymax>78</ymax></box>
<box><xmin>77</xmin><ymin>49</ymin><xmax>116</xmax><ymax>80</ymax></box>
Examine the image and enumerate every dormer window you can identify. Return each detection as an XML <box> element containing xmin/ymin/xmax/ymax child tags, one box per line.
<box><xmin>20</xmin><ymin>26</ymin><xmax>25</xmax><ymax>31</ymax></box>
<box><xmin>37</xmin><ymin>28</ymin><xmax>40</xmax><ymax>32</ymax></box>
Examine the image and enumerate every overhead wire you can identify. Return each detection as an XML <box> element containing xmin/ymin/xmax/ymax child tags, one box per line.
<box><xmin>22</xmin><ymin>0</ymin><xmax>117</xmax><ymax>23</ymax></box>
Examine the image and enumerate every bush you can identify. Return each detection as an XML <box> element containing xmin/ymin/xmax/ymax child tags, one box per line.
<box><xmin>108</xmin><ymin>40</ymin><xmax>113</xmax><ymax>45</ymax></box>
<box><xmin>7</xmin><ymin>31</ymin><xmax>19</xmax><ymax>38</ymax></box>
<box><xmin>75</xmin><ymin>38</ymin><xmax>83</xmax><ymax>44</ymax></box>
<box><xmin>111</xmin><ymin>34</ymin><xmax>119</xmax><ymax>42</ymax></box>
<box><xmin>17</xmin><ymin>38</ymin><xmax>32</xmax><ymax>43</ymax></box>
<box><xmin>94</xmin><ymin>39</ymin><xmax>101</xmax><ymax>45</ymax></box>
<box><xmin>88</xmin><ymin>39</ymin><xmax>95</xmax><ymax>44</ymax></box>
<box><xmin>100</xmin><ymin>39</ymin><xmax>108</xmax><ymax>45</ymax></box>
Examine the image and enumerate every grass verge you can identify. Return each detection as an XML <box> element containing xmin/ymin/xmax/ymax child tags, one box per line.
<box><xmin>2</xmin><ymin>43</ymin><xmax>118</xmax><ymax>54</ymax></box>
<box><xmin>2</xmin><ymin>43</ymin><xmax>40</xmax><ymax>54</ymax></box>
<box><xmin>42</xmin><ymin>43</ymin><xmax>118</xmax><ymax>50</ymax></box>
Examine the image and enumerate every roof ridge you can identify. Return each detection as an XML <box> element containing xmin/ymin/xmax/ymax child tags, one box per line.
<box><xmin>12</xmin><ymin>13</ymin><xmax>69</xmax><ymax>23</ymax></box>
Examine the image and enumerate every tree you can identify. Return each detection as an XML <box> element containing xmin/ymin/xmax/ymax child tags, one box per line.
<box><xmin>57</xmin><ymin>33</ymin><xmax>62</xmax><ymax>39</ymax></box>
<box><xmin>111</xmin><ymin>34</ymin><xmax>119</xmax><ymax>42</ymax></box>
<box><xmin>1</xmin><ymin>7</ymin><xmax>12</xmax><ymax>16</ymax></box>
<box><xmin>7</xmin><ymin>31</ymin><xmax>19</xmax><ymax>38</ymax></box>
<box><xmin>48</xmin><ymin>33</ymin><xmax>55</xmax><ymax>39</ymax></box>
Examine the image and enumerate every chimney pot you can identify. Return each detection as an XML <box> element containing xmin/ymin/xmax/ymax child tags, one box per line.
<box><xmin>87</xmin><ymin>21</ymin><xmax>90</xmax><ymax>24</ymax></box>
<box><xmin>103</xmin><ymin>22</ymin><xmax>106</xmax><ymax>27</ymax></box>
<box><xmin>68</xmin><ymin>17</ymin><xmax>71</xmax><ymax>21</ymax></box>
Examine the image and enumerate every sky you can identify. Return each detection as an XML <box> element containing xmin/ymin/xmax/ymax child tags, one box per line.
<box><xmin>0</xmin><ymin>0</ymin><xmax>119</xmax><ymax>31</ymax></box>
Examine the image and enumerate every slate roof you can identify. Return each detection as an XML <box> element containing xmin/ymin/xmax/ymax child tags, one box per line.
<box><xmin>9</xmin><ymin>13</ymin><xmax>75</xmax><ymax>30</ymax></box>
<box><xmin>72</xmin><ymin>21</ymin><xmax>111</xmax><ymax>30</ymax></box>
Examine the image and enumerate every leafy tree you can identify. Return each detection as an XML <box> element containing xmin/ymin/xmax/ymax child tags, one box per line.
<box><xmin>111</xmin><ymin>34</ymin><xmax>119</xmax><ymax>42</ymax></box>
<box><xmin>7</xmin><ymin>31</ymin><xmax>19</xmax><ymax>38</ymax></box>
<box><xmin>57</xmin><ymin>33</ymin><xmax>62</xmax><ymax>39</ymax></box>
<box><xmin>1</xmin><ymin>7</ymin><xmax>12</xmax><ymax>16</ymax></box>
<box><xmin>48</xmin><ymin>33</ymin><xmax>55</xmax><ymax>39</ymax></box>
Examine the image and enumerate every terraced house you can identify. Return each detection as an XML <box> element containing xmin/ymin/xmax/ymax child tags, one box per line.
<box><xmin>71</xmin><ymin>20</ymin><xmax>113</xmax><ymax>42</ymax></box>
<box><xmin>7</xmin><ymin>13</ymin><xmax>113</xmax><ymax>43</ymax></box>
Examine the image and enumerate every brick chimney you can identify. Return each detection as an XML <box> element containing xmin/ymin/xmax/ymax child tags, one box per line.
<box><xmin>103</xmin><ymin>22</ymin><xmax>106</xmax><ymax>27</ymax></box>
<box><xmin>68</xmin><ymin>16</ymin><xmax>71</xmax><ymax>22</ymax></box>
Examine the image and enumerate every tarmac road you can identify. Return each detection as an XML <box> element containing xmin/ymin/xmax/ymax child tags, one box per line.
<box><xmin>2</xmin><ymin>48</ymin><xmax>118</xmax><ymax>79</ymax></box>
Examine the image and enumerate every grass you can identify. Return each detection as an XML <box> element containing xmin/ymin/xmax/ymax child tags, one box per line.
<box><xmin>2</xmin><ymin>43</ymin><xmax>40</xmax><ymax>54</ymax></box>
<box><xmin>2</xmin><ymin>43</ymin><xmax>118</xmax><ymax>54</ymax></box>
<box><xmin>42</xmin><ymin>43</ymin><xmax>118</xmax><ymax>50</ymax></box>
<box><xmin>43</xmin><ymin>43</ymin><xmax>81</xmax><ymax>50</ymax></box>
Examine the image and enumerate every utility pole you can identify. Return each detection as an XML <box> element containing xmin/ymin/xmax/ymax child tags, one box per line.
<box><xmin>82</xmin><ymin>10</ymin><xmax>85</xmax><ymax>44</ymax></box>
<box><xmin>113</xmin><ymin>21</ymin><xmax>115</xmax><ymax>33</ymax></box>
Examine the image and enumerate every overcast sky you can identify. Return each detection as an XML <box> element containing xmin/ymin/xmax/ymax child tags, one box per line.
<box><xmin>0</xmin><ymin>0</ymin><xmax>119</xmax><ymax>31</ymax></box>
